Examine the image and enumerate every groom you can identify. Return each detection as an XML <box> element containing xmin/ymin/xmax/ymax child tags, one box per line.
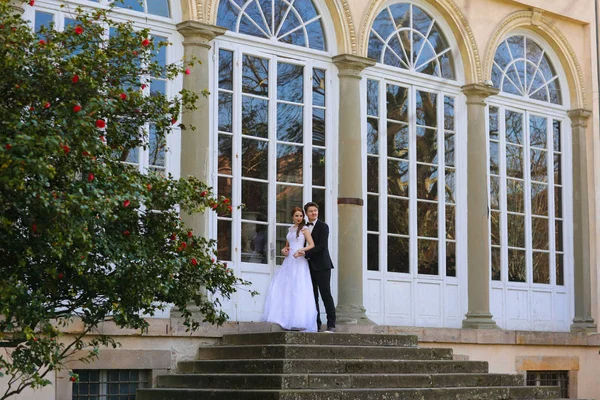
<box><xmin>299</xmin><ymin>202</ymin><xmax>336</xmax><ymax>332</ymax></box>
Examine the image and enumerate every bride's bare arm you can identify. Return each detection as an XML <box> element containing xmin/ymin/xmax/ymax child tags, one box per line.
<box><xmin>281</xmin><ymin>239</ymin><xmax>290</xmax><ymax>256</ymax></box>
<box><xmin>294</xmin><ymin>229</ymin><xmax>314</xmax><ymax>256</ymax></box>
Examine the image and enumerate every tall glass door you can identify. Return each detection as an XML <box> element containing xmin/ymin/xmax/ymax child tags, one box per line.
<box><xmin>214</xmin><ymin>43</ymin><xmax>331</xmax><ymax>321</ymax></box>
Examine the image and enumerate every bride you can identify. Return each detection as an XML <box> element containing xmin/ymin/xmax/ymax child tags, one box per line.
<box><xmin>263</xmin><ymin>207</ymin><xmax>318</xmax><ymax>332</ymax></box>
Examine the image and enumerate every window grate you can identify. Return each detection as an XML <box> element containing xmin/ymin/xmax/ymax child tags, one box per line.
<box><xmin>526</xmin><ymin>370</ymin><xmax>569</xmax><ymax>398</ymax></box>
<box><xmin>72</xmin><ymin>369</ymin><xmax>149</xmax><ymax>400</ymax></box>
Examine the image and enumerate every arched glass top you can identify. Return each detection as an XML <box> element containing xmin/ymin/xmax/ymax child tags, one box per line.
<box><xmin>492</xmin><ymin>35</ymin><xmax>561</xmax><ymax>105</ymax></box>
<box><xmin>217</xmin><ymin>0</ymin><xmax>326</xmax><ymax>51</ymax></box>
<box><xmin>367</xmin><ymin>3</ymin><xmax>455</xmax><ymax>79</ymax></box>
<box><xmin>93</xmin><ymin>1</ymin><xmax>171</xmax><ymax>17</ymax></box>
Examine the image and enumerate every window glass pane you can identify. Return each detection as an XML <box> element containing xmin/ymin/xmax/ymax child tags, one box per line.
<box><xmin>115</xmin><ymin>0</ymin><xmax>144</xmax><ymax>12</ymax></box>
<box><xmin>241</xmin><ymin>223</ymin><xmax>268</xmax><ymax>263</ymax></box>
<box><xmin>556</xmin><ymin>253</ymin><xmax>564</xmax><ymax>285</ymax></box>
<box><xmin>489</xmin><ymin>106</ymin><xmax>499</xmax><ymax>141</ymax></box>
<box><xmin>218</xmin><ymin>177</ymin><xmax>232</xmax><ymax>217</ymax></box>
<box><xmin>445</xmin><ymin>169</ymin><xmax>455</xmax><ymax>204</ymax></box>
<box><xmin>507</xmin><ymin>213</ymin><xmax>525</xmax><ymax>248</ymax></box>
<box><xmin>367</xmin><ymin>118</ymin><xmax>379</xmax><ymax>155</ymax></box>
<box><xmin>367</xmin><ymin>156</ymin><xmax>379</xmax><ymax>193</ymax></box>
<box><xmin>387</xmin><ymin>123</ymin><xmax>409</xmax><ymax>159</ymax></box>
<box><xmin>276</xmin><ymin>144</ymin><xmax>302</xmax><ymax>183</ymax></box>
<box><xmin>491</xmin><ymin>210</ymin><xmax>500</xmax><ymax>246</ymax></box>
<box><xmin>147</xmin><ymin>0</ymin><xmax>171</xmax><ymax>17</ymax></box>
<box><xmin>416</xmin><ymin>91</ymin><xmax>437</xmax><ymax>128</ymax></box>
<box><xmin>490</xmin><ymin>176</ymin><xmax>501</xmax><ymax>210</ymax></box>
<box><xmin>445</xmin><ymin>133</ymin><xmax>455</xmax><ymax>167</ymax></box>
<box><xmin>242</xmin><ymin>138</ymin><xmax>268</xmax><ymax>179</ymax></box>
<box><xmin>416</xmin><ymin>127</ymin><xmax>438</xmax><ymax>164</ymax></box>
<box><xmin>219</xmin><ymin>50</ymin><xmax>233</xmax><ymax>90</ymax></box>
<box><xmin>446</xmin><ymin>241</ymin><xmax>456</xmax><ymax>277</ymax></box>
<box><xmin>553</xmin><ymin>120</ymin><xmax>561</xmax><ymax>152</ymax></box>
<box><xmin>555</xmin><ymin>187</ymin><xmax>562</xmax><ymax>218</ymax></box>
<box><xmin>555</xmin><ymin>220</ymin><xmax>563</xmax><ymax>252</ymax></box>
<box><xmin>148</xmin><ymin>126</ymin><xmax>166</xmax><ymax>168</ymax></box>
<box><xmin>505</xmin><ymin>110</ymin><xmax>524</xmax><ymax>145</ymax></box>
<box><xmin>35</xmin><ymin>11</ymin><xmax>54</xmax><ymax>37</ymax></box>
<box><xmin>446</xmin><ymin>205</ymin><xmax>455</xmax><ymax>240</ymax></box>
<box><xmin>491</xmin><ymin>246</ymin><xmax>501</xmax><ymax>280</ymax></box>
<box><xmin>242</xmin><ymin>180</ymin><xmax>268</xmax><ymax>216</ymax></box>
<box><xmin>311</xmin><ymin>188</ymin><xmax>326</xmax><ymax>222</ymax></box>
<box><xmin>418</xmin><ymin>239</ymin><xmax>439</xmax><ymax>275</ymax></box>
<box><xmin>277</xmin><ymin>63</ymin><xmax>303</xmax><ymax>102</ymax></box>
<box><xmin>276</xmin><ymin>184</ymin><xmax>303</xmax><ymax>224</ymax></box>
<box><xmin>417</xmin><ymin>201</ymin><xmax>437</xmax><ymax>238</ymax></box>
<box><xmin>218</xmin><ymin>92</ymin><xmax>233</xmax><ymax>132</ymax></box>
<box><xmin>242</xmin><ymin>96</ymin><xmax>269</xmax><ymax>138</ymax></box>
<box><xmin>367</xmin><ymin>80</ymin><xmax>379</xmax><ymax>117</ymax></box>
<box><xmin>530</xmin><ymin>149</ymin><xmax>548</xmax><ymax>182</ymax></box>
<box><xmin>218</xmin><ymin>135</ymin><xmax>232</xmax><ymax>175</ymax></box>
<box><xmin>312</xmin><ymin>148</ymin><xmax>325</xmax><ymax>186</ymax></box>
<box><xmin>387</xmin><ymin>197</ymin><xmax>409</xmax><ymax>235</ymax></box>
<box><xmin>367</xmin><ymin>234</ymin><xmax>379</xmax><ymax>271</ymax></box>
<box><xmin>386</xmin><ymin>84</ymin><xmax>408</xmax><ymax>122</ymax></box>
<box><xmin>506</xmin><ymin>144</ymin><xmax>523</xmax><ymax>178</ymax></box>
<box><xmin>553</xmin><ymin>154</ymin><xmax>562</xmax><ymax>185</ymax></box>
<box><xmin>508</xmin><ymin>248</ymin><xmax>526</xmax><ymax>282</ymax></box>
<box><xmin>533</xmin><ymin>252</ymin><xmax>550</xmax><ymax>284</ymax></box>
<box><xmin>242</xmin><ymin>55</ymin><xmax>269</xmax><ymax>96</ymax></box>
<box><xmin>387</xmin><ymin>160</ymin><xmax>409</xmax><ymax>197</ymax></box>
<box><xmin>416</xmin><ymin>164</ymin><xmax>437</xmax><ymax>200</ymax></box>
<box><xmin>531</xmin><ymin>182</ymin><xmax>548</xmax><ymax>216</ymax></box>
<box><xmin>367</xmin><ymin>195</ymin><xmax>379</xmax><ymax>232</ymax></box>
<box><xmin>529</xmin><ymin>115</ymin><xmax>547</xmax><ymax>149</ymax></box>
<box><xmin>313</xmin><ymin>68</ymin><xmax>326</xmax><ymax>107</ymax></box>
<box><xmin>312</xmin><ymin>108</ymin><xmax>325</xmax><ymax>146</ymax></box>
<box><xmin>444</xmin><ymin>96</ymin><xmax>455</xmax><ymax>131</ymax></box>
<box><xmin>489</xmin><ymin>140</ymin><xmax>500</xmax><ymax>175</ymax></box>
<box><xmin>531</xmin><ymin>217</ymin><xmax>549</xmax><ymax>250</ymax></box>
<box><xmin>277</xmin><ymin>103</ymin><xmax>303</xmax><ymax>143</ymax></box>
<box><xmin>388</xmin><ymin>236</ymin><xmax>409</xmax><ymax>273</ymax></box>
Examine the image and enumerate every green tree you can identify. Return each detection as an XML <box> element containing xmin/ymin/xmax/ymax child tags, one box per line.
<box><xmin>0</xmin><ymin>2</ymin><xmax>246</xmax><ymax>398</ymax></box>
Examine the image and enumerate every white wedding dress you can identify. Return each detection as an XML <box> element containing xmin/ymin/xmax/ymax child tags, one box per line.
<box><xmin>263</xmin><ymin>226</ymin><xmax>318</xmax><ymax>332</ymax></box>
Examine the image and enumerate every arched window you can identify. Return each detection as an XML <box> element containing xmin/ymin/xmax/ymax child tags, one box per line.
<box><xmin>214</xmin><ymin>0</ymin><xmax>333</xmax><ymax>321</ymax></box>
<box><xmin>367</xmin><ymin>3</ymin><xmax>454</xmax><ymax>79</ymax></box>
<box><xmin>364</xmin><ymin>3</ymin><xmax>463</xmax><ymax>328</ymax></box>
<box><xmin>488</xmin><ymin>34</ymin><xmax>571</xmax><ymax>331</ymax></box>
<box><xmin>217</xmin><ymin>0</ymin><xmax>326</xmax><ymax>50</ymax></box>
<box><xmin>25</xmin><ymin>1</ymin><xmax>181</xmax><ymax>179</ymax></box>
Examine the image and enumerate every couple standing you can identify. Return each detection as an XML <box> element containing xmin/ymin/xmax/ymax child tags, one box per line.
<box><xmin>263</xmin><ymin>202</ymin><xmax>336</xmax><ymax>333</ymax></box>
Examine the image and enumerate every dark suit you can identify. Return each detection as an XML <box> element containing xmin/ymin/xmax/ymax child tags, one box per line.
<box><xmin>305</xmin><ymin>219</ymin><xmax>336</xmax><ymax>330</ymax></box>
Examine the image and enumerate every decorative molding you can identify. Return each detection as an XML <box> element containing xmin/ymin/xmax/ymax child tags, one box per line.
<box><xmin>483</xmin><ymin>9</ymin><xmax>587</xmax><ymax>109</ymax></box>
<box><xmin>568</xmin><ymin>108</ymin><xmax>592</xmax><ymax>129</ymax></box>
<box><xmin>531</xmin><ymin>7</ymin><xmax>543</xmax><ymax>26</ymax></box>
<box><xmin>360</xmin><ymin>0</ymin><xmax>482</xmax><ymax>83</ymax></box>
<box><xmin>338</xmin><ymin>197</ymin><xmax>364</xmax><ymax>206</ymax></box>
<box><xmin>462</xmin><ymin>83</ymin><xmax>499</xmax><ymax>106</ymax></box>
<box><xmin>333</xmin><ymin>54</ymin><xmax>376</xmax><ymax>78</ymax></box>
<box><xmin>176</xmin><ymin>21</ymin><xmax>227</xmax><ymax>48</ymax></box>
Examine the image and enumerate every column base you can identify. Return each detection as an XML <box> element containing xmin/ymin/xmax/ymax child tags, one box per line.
<box><xmin>335</xmin><ymin>304</ymin><xmax>375</xmax><ymax>325</ymax></box>
<box><xmin>462</xmin><ymin>312</ymin><xmax>499</xmax><ymax>329</ymax></box>
<box><xmin>570</xmin><ymin>317</ymin><xmax>597</xmax><ymax>333</ymax></box>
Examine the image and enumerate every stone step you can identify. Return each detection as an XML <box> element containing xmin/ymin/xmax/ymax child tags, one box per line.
<box><xmin>157</xmin><ymin>372</ymin><xmax>524</xmax><ymax>390</ymax></box>
<box><xmin>221</xmin><ymin>332</ymin><xmax>418</xmax><ymax>347</ymax></box>
<box><xmin>137</xmin><ymin>385</ymin><xmax>561</xmax><ymax>400</ymax></box>
<box><xmin>197</xmin><ymin>345</ymin><xmax>453</xmax><ymax>360</ymax></box>
<box><xmin>178</xmin><ymin>359</ymin><xmax>489</xmax><ymax>374</ymax></box>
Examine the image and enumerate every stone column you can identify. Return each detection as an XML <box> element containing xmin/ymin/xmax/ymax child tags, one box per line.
<box><xmin>332</xmin><ymin>54</ymin><xmax>375</xmax><ymax>325</ymax></box>
<box><xmin>568</xmin><ymin>109</ymin><xmax>597</xmax><ymax>332</ymax></box>
<box><xmin>461</xmin><ymin>84</ymin><xmax>499</xmax><ymax>329</ymax></box>
<box><xmin>9</xmin><ymin>0</ymin><xmax>25</xmax><ymax>14</ymax></box>
<box><xmin>175</xmin><ymin>21</ymin><xmax>226</xmax><ymax>238</ymax></box>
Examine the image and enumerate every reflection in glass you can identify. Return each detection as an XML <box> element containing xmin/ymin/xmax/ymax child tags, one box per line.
<box><xmin>242</xmin><ymin>96</ymin><xmax>269</xmax><ymax>138</ymax></box>
<box><xmin>505</xmin><ymin>110</ymin><xmax>523</xmax><ymax>145</ymax></box>
<box><xmin>367</xmin><ymin>234</ymin><xmax>379</xmax><ymax>271</ymax></box>
<box><xmin>217</xmin><ymin>219</ymin><xmax>232</xmax><ymax>261</ymax></box>
<box><xmin>312</xmin><ymin>188</ymin><xmax>326</xmax><ymax>222</ymax></box>
<box><xmin>367</xmin><ymin>156</ymin><xmax>379</xmax><ymax>193</ymax></box>
<box><xmin>218</xmin><ymin>176</ymin><xmax>232</xmax><ymax>202</ymax></box>
<box><xmin>277</xmin><ymin>63</ymin><xmax>303</xmax><ymax>102</ymax></box>
<box><xmin>276</xmin><ymin>184</ymin><xmax>303</xmax><ymax>224</ymax></box>
<box><xmin>313</xmin><ymin>68</ymin><xmax>326</xmax><ymax>107</ymax></box>
<box><xmin>313</xmin><ymin>108</ymin><xmax>326</xmax><ymax>146</ymax></box>
<box><xmin>489</xmin><ymin>106</ymin><xmax>499</xmax><ymax>141</ymax></box>
<box><xmin>506</xmin><ymin>178</ymin><xmax>524</xmax><ymax>213</ymax></box>
<box><xmin>489</xmin><ymin>141</ymin><xmax>500</xmax><ymax>175</ymax></box>
<box><xmin>530</xmin><ymin>149</ymin><xmax>548</xmax><ymax>182</ymax></box>
<box><xmin>387</xmin><ymin>160</ymin><xmax>409</xmax><ymax>197</ymax></box>
<box><xmin>444</xmin><ymin>96</ymin><xmax>454</xmax><ymax>131</ymax></box>
<box><xmin>367</xmin><ymin>80</ymin><xmax>379</xmax><ymax>117</ymax></box>
<box><xmin>416</xmin><ymin>164</ymin><xmax>438</xmax><ymax>200</ymax></box>
<box><xmin>367</xmin><ymin>195</ymin><xmax>379</xmax><ymax>232</ymax></box>
<box><xmin>445</xmin><ymin>169</ymin><xmax>455</xmax><ymax>204</ymax></box>
<box><xmin>416</xmin><ymin>91</ymin><xmax>437</xmax><ymax>128</ymax></box>
<box><xmin>508</xmin><ymin>248</ymin><xmax>526</xmax><ymax>282</ymax></box>
<box><xmin>445</xmin><ymin>133</ymin><xmax>455</xmax><ymax>167</ymax></box>
<box><xmin>531</xmin><ymin>182</ymin><xmax>548</xmax><ymax>216</ymax></box>
<box><xmin>491</xmin><ymin>210</ymin><xmax>500</xmax><ymax>246</ymax></box>
<box><xmin>555</xmin><ymin>220</ymin><xmax>563</xmax><ymax>252</ymax></box>
<box><xmin>446</xmin><ymin>241</ymin><xmax>456</xmax><ymax>277</ymax></box>
<box><xmin>367</xmin><ymin>118</ymin><xmax>379</xmax><ymax>155</ymax></box>
<box><xmin>533</xmin><ymin>252</ymin><xmax>550</xmax><ymax>284</ymax></box>
<box><xmin>416</xmin><ymin>127</ymin><xmax>438</xmax><ymax>164</ymax></box>
<box><xmin>491</xmin><ymin>246</ymin><xmax>501</xmax><ymax>280</ymax></box>
<box><xmin>417</xmin><ymin>201</ymin><xmax>438</xmax><ymax>238</ymax></box>
<box><xmin>386</xmin><ymin>84</ymin><xmax>409</xmax><ymax>122</ymax></box>
<box><xmin>219</xmin><ymin>49</ymin><xmax>233</xmax><ymax>90</ymax></box>
<box><xmin>242</xmin><ymin>138</ymin><xmax>268</xmax><ymax>179</ymax></box>
<box><xmin>446</xmin><ymin>205</ymin><xmax>455</xmax><ymax>239</ymax></box>
<box><xmin>242</xmin><ymin>180</ymin><xmax>268</xmax><ymax>216</ymax></box>
<box><xmin>387</xmin><ymin>197</ymin><xmax>409</xmax><ymax>235</ymax></box>
<box><xmin>219</xmin><ymin>92</ymin><xmax>233</xmax><ymax>132</ymax></box>
<box><xmin>387</xmin><ymin>123</ymin><xmax>409</xmax><ymax>159</ymax></box>
<box><xmin>529</xmin><ymin>115</ymin><xmax>547</xmax><ymax>148</ymax></box>
<box><xmin>531</xmin><ymin>217</ymin><xmax>549</xmax><ymax>250</ymax></box>
<box><xmin>418</xmin><ymin>239</ymin><xmax>439</xmax><ymax>275</ymax></box>
<box><xmin>555</xmin><ymin>187</ymin><xmax>562</xmax><ymax>218</ymax></box>
<box><xmin>277</xmin><ymin>103</ymin><xmax>303</xmax><ymax>143</ymax></box>
<box><xmin>388</xmin><ymin>236</ymin><xmax>409</xmax><ymax>273</ymax></box>
<box><xmin>490</xmin><ymin>176</ymin><xmax>501</xmax><ymax>210</ymax></box>
<box><xmin>149</xmin><ymin>126</ymin><xmax>165</xmax><ymax>167</ymax></box>
<box><xmin>553</xmin><ymin>120</ymin><xmax>561</xmax><ymax>152</ymax></box>
<box><xmin>241</xmin><ymin>222</ymin><xmax>268</xmax><ymax>264</ymax></box>
<box><xmin>242</xmin><ymin>55</ymin><xmax>269</xmax><ymax>96</ymax></box>
<box><xmin>554</xmin><ymin>154</ymin><xmax>561</xmax><ymax>185</ymax></box>
<box><xmin>277</xmin><ymin>144</ymin><xmax>303</xmax><ymax>183</ymax></box>
<box><xmin>556</xmin><ymin>253</ymin><xmax>564</xmax><ymax>285</ymax></box>
<box><xmin>507</xmin><ymin>213</ymin><xmax>525</xmax><ymax>248</ymax></box>
<box><xmin>506</xmin><ymin>144</ymin><xmax>523</xmax><ymax>178</ymax></box>
<box><xmin>312</xmin><ymin>148</ymin><xmax>326</xmax><ymax>186</ymax></box>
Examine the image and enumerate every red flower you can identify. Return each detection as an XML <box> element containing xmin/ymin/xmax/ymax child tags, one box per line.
<box><xmin>146</xmin><ymin>184</ymin><xmax>152</xmax><ymax>190</ymax></box>
<box><xmin>123</xmin><ymin>200</ymin><xmax>130</xmax><ymax>207</ymax></box>
<box><xmin>119</xmin><ymin>93</ymin><xmax>127</xmax><ymax>100</ymax></box>
<box><xmin>181</xmin><ymin>242</ymin><xmax>187</xmax><ymax>250</ymax></box>
<box><xmin>29</xmin><ymin>106</ymin><xmax>34</xmax><ymax>111</ymax></box>
<box><xmin>73</xmin><ymin>105</ymin><xmax>81</xmax><ymax>113</ymax></box>
<box><xmin>211</xmin><ymin>258</ymin><xmax>215</xmax><ymax>263</ymax></box>
<box><xmin>141</xmin><ymin>38</ymin><xmax>150</xmax><ymax>47</ymax></box>
<box><xmin>33</xmin><ymin>337</ymin><xmax>38</xmax><ymax>342</ymax></box>
<box><xmin>32</xmin><ymin>223</ymin><xmax>37</xmax><ymax>232</ymax></box>
<box><xmin>223</xmin><ymin>198</ymin><xmax>230</xmax><ymax>204</ymax></box>
<box><xmin>95</xmin><ymin>119</ymin><xmax>106</xmax><ymax>129</ymax></box>
<box><xmin>99</xmin><ymin>135</ymin><xmax>105</xmax><ymax>143</ymax></box>
<box><xmin>39</xmin><ymin>39</ymin><xmax>45</xmax><ymax>46</ymax></box>
<box><xmin>5</xmin><ymin>144</ymin><xmax>11</xmax><ymax>150</ymax></box>
<box><xmin>187</xmin><ymin>231</ymin><xmax>193</xmax><ymax>238</ymax></box>
<box><xmin>227</xmin><ymin>205</ymin><xmax>232</xmax><ymax>212</ymax></box>
<box><xmin>191</xmin><ymin>258</ymin><xmax>198</xmax><ymax>266</ymax></box>
<box><xmin>132</xmin><ymin>50</ymin><xmax>138</xmax><ymax>56</ymax></box>
<box><xmin>70</xmin><ymin>376</ymin><xmax>76</xmax><ymax>383</ymax></box>
<box><xmin>171</xmin><ymin>118</ymin><xmax>177</xmax><ymax>125</ymax></box>
<box><xmin>43</xmin><ymin>102</ymin><xmax>50</xmax><ymax>109</ymax></box>
<box><xmin>123</xmin><ymin>230</ymin><xmax>130</xmax><ymax>236</ymax></box>
<box><xmin>88</xmin><ymin>173</ymin><xmax>94</xmax><ymax>182</ymax></box>
<box><xmin>72</xmin><ymin>75</ymin><xmax>79</xmax><ymax>83</ymax></box>
<box><xmin>170</xmin><ymin>233</ymin><xmax>177</xmax><ymax>241</ymax></box>
<box><xmin>74</xmin><ymin>25</ymin><xmax>84</xmax><ymax>35</ymax></box>
<box><xmin>61</xmin><ymin>144</ymin><xmax>70</xmax><ymax>154</ymax></box>
<box><xmin>29</xmin><ymin>0</ymin><xmax>35</xmax><ymax>5</ymax></box>
<box><xmin>185</xmin><ymin>68</ymin><xmax>190</xmax><ymax>75</ymax></box>
<box><xmin>141</xmin><ymin>84</ymin><xmax>147</xmax><ymax>90</ymax></box>
<box><xmin>57</xmin><ymin>273</ymin><xmax>64</xmax><ymax>279</ymax></box>
<box><xmin>212</xmin><ymin>203</ymin><xmax>218</xmax><ymax>209</ymax></box>
<box><xmin>200</xmin><ymin>191</ymin><xmax>207</xmax><ymax>197</ymax></box>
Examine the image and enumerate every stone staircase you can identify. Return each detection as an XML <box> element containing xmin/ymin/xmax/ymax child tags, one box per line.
<box><xmin>137</xmin><ymin>332</ymin><xmax>564</xmax><ymax>400</ymax></box>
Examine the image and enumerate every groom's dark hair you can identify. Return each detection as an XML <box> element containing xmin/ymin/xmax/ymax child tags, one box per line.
<box><xmin>304</xmin><ymin>202</ymin><xmax>319</xmax><ymax>212</ymax></box>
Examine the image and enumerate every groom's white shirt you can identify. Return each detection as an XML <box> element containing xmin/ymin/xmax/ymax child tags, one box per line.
<box><xmin>307</xmin><ymin>219</ymin><xmax>318</xmax><ymax>233</ymax></box>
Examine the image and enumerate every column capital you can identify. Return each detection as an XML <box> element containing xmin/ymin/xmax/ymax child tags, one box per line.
<box><xmin>9</xmin><ymin>0</ymin><xmax>25</xmax><ymax>14</ymax></box>
<box><xmin>461</xmin><ymin>83</ymin><xmax>499</xmax><ymax>106</ymax></box>
<box><xmin>176</xmin><ymin>21</ymin><xmax>227</xmax><ymax>49</ymax></box>
<box><xmin>568</xmin><ymin>108</ymin><xmax>592</xmax><ymax>128</ymax></box>
<box><xmin>333</xmin><ymin>54</ymin><xmax>376</xmax><ymax>79</ymax></box>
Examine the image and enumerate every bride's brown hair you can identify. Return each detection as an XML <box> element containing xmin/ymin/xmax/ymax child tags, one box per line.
<box><xmin>291</xmin><ymin>207</ymin><xmax>306</xmax><ymax>238</ymax></box>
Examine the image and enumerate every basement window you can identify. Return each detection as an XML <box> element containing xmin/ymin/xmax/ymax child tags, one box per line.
<box><xmin>72</xmin><ymin>369</ymin><xmax>150</xmax><ymax>400</ymax></box>
<box><xmin>526</xmin><ymin>370</ymin><xmax>569</xmax><ymax>398</ymax></box>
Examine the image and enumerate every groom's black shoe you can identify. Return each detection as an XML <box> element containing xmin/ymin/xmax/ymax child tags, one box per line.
<box><xmin>324</xmin><ymin>326</ymin><xmax>335</xmax><ymax>333</ymax></box>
